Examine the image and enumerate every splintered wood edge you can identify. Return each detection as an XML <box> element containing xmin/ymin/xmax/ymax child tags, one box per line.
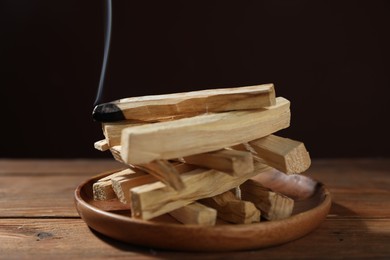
<box><xmin>237</xmin><ymin>135</ymin><xmax>311</xmax><ymax>174</ymax></box>
<box><xmin>94</xmin><ymin>139</ymin><xmax>109</xmax><ymax>151</ymax></box>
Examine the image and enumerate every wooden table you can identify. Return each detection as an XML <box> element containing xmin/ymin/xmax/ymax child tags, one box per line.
<box><xmin>1</xmin><ymin>159</ymin><xmax>389</xmax><ymax>259</ymax></box>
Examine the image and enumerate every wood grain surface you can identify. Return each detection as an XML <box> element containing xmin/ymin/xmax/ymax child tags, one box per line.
<box><xmin>1</xmin><ymin>159</ymin><xmax>389</xmax><ymax>259</ymax></box>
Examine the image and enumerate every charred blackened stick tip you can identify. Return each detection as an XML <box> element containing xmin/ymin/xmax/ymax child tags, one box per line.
<box><xmin>92</xmin><ymin>103</ymin><xmax>125</xmax><ymax>122</ymax></box>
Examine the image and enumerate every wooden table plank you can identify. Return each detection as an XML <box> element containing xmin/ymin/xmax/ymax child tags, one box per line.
<box><xmin>327</xmin><ymin>191</ymin><xmax>390</xmax><ymax>218</ymax></box>
<box><xmin>1</xmin><ymin>218</ymin><xmax>389</xmax><ymax>259</ymax></box>
<box><xmin>0</xmin><ymin>159</ymin><xmax>124</xmax><ymax>217</ymax></box>
<box><xmin>307</xmin><ymin>158</ymin><xmax>390</xmax><ymax>190</ymax></box>
<box><xmin>0</xmin><ymin>175</ymin><xmax>87</xmax><ymax>217</ymax></box>
<box><xmin>0</xmin><ymin>159</ymin><xmax>123</xmax><ymax>175</ymax></box>
<box><xmin>308</xmin><ymin>158</ymin><xmax>390</xmax><ymax>218</ymax></box>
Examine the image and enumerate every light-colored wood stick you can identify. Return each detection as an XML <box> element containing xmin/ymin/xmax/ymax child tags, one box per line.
<box><xmin>130</xmin><ymin>162</ymin><xmax>270</xmax><ymax>220</ymax></box>
<box><xmin>103</xmin><ymin>118</ymin><xmax>196</xmax><ymax>148</ymax></box>
<box><xmin>93</xmin><ymin>180</ymin><xmax>116</xmax><ymax>201</ymax></box>
<box><xmin>111</xmin><ymin>162</ymin><xmax>196</xmax><ymax>204</ymax></box>
<box><xmin>94</xmin><ymin>139</ymin><xmax>109</xmax><ymax>152</ymax></box>
<box><xmin>103</xmin><ymin>122</ymin><xmax>144</xmax><ymax>147</ymax></box>
<box><xmin>109</xmin><ymin>146</ymin><xmax>124</xmax><ymax>163</ymax></box>
<box><xmin>234</xmin><ymin>135</ymin><xmax>311</xmax><ymax>174</ymax></box>
<box><xmin>199</xmin><ymin>191</ymin><xmax>260</xmax><ymax>224</ymax></box>
<box><xmin>168</xmin><ymin>202</ymin><xmax>217</xmax><ymax>226</ymax></box>
<box><xmin>110</xmin><ymin>145</ymin><xmax>196</xmax><ymax>182</ymax></box>
<box><xmin>111</xmin><ymin>145</ymin><xmax>251</xmax><ymax>178</ymax></box>
<box><xmin>181</xmin><ymin>149</ymin><xmax>254</xmax><ymax>176</ymax></box>
<box><xmin>93</xmin><ymin>84</ymin><xmax>276</xmax><ymax>122</ymax></box>
<box><xmin>111</xmin><ymin>174</ymin><xmax>157</xmax><ymax>204</ymax></box>
<box><xmin>93</xmin><ymin>168</ymin><xmax>144</xmax><ymax>201</ymax></box>
<box><xmin>135</xmin><ymin>160</ymin><xmax>185</xmax><ymax>191</ymax></box>
<box><xmin>121</xmin><ymin>97</ymin><xmax>290</xmax><ymax>165</ymax></box>
<box><xmin>168</xmin><ymin>162</ymin><xmax>198</xmax><ymax>174</ymax></box>
<box><xmin>240</xmin><ymin>179</ymin><xmax>294</xmax><ymax>220</ymax></box>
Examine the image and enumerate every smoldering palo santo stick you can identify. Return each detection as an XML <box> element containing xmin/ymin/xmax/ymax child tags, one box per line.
<box><xmin>92</xmin><ymin>84</ymin><xmax>275</xmax><ymax>122</ymax></box>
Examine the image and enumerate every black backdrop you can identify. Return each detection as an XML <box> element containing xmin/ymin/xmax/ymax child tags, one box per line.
<box><xmin>1</xmin><ymin>0</ymin><xmax>390</xmax><ymax>158</ymax></box>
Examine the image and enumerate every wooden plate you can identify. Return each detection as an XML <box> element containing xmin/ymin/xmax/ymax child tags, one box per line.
<box><xmin>74</xmin><ymin>171</ymin><xmax>331</xmax><ymax>251</ymax></box>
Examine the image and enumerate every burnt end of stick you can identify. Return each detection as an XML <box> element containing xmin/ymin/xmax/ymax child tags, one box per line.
<box><xmin>92</xmin><ymin>103</ymin><xmax>125</xmax><ymax>122</ymax></box>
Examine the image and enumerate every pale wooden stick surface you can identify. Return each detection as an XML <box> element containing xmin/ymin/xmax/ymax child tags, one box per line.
<box><xmin>181</xmin><ymin>149</ymin><xmax>254</xmax><ymax>176</ymax></box>
<box><xmin>109</xmin><ymin>146</ymin><xmax>123</xmax><ymax>163</ymax></box>
<box><xmin>111</xmin><ymin>144</ymin><xmax>255</xmax><ymax>179</ymax></box>
<box><xmin>121</xmin><ymin>97</ymin><xmax>290</xmax><ymax>164</ymax></box>
<box><xmin>92</xmin><ymin>180</ymin><xmax>116</xmax><ymax>201</ymax></box>
<box><xmin>103</xmin><ymin>122</ymin><xmax>143</xmax><ymax>147</ymax></box>
<box><xmin>200</xmin><ymin>191</ymin><xmax>260</xmax><ymax>224</ymax></box>
<box><xmin>111</xmin><ymin>162</ymin><xmax>196</xmax><ymax>204</ymax></box>
<box><xmin>130</xmin><ymin>162</ymin><xmax>270</xmax><ymax>220</ymax></box>
<box><xmin>94</xmin><ymin>139</ymin><xmax>109</xmax><ymax>151</ymax></box>
<box><xmin>235</xmin><ymin>135</ymin><xmax>311</xmax><ymax>174</ymax></box>
<box><xmin>168</xmin><ymin>202</ymin><xmax>217</xmax><ymax>226</ymax></box>
<box><xmin>241</xmin><ymin>179</ymin><xmax>294</xmax><ymax>220</ymax></box>
<box><xmin>112</xmin><ymin>174</ymin><xmax>157</xmax><ymax>204</ymax></box>
<box><xmin>136</xmin><ymin>160</ymin><xmax>185</xmax><ymax>191</ymax></box>
<box><xmin>114</xmin><ymin>84</ymin><xmax>276</xmax><ymax>121</ymax></box>
<box><xmin>92</xmin><ymin>168</ymin><xmax>138</xmax><ymax>201</ymax></box>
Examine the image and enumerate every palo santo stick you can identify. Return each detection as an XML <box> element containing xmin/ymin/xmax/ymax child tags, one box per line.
<box><xmin>93</xmin><ymin>180</ymin><xmax>116</xmax><ymax>201</ymax></box>
<box><xmin>109</xmin><ymin>146</ymin><xmax>123</xmax><ymax>163</ymax></box>
<box><xmin>112</xmin><ymin>145</ymin><xmax>240</xmax><ymax>177</ymax></box>
<box><xmin>240</xmin><ymin>179</ymin><xmax>294</xmax><ymax>220</ymax></box>
<box><xmin>93</xmin><ymin>84</ymin><xmax>276</xmax><ymax>122</ymax></box>
<box><xmin>94</xmin><ymin>139</ymin><xmax>109</xmax><ymax>151</ymax></box>
<box><xmin>112</xmin><ymin>174</ymin><xmax>157</xmax><ymax>204</ymax></box>
<box><xmin>130</xmin><ymin>162</ymin><xmax>270</xmax><ymax>220</ymax></box>
<box><xmin>111</xmin><ymin>162</ymin><xmax>195</xmax><ymax>204</ymax></box>
<box><xmin>103</xmin><ymin>117</ymin><xmax>195</xmax><ymax>148</ymax></box>
<box><xmin>110</xmin><ymin>146</ymin><xmax>194</xmax><ymax>182</ymax></box>
<box><xmin>200</xmin><ymin>191</ymin><xmax>260</xmax><ymax>224</ymax></box>
<box><xmin>121</xmin><ymin>97</ymin><xmax>290</xmax><ymax>165</ymax></box>
<box><xmin>103</xmin><ymin>122</ymin><xmax>143</xmax><ymax>147</ymax></box>
<box><xmin>234</xmin><ymin>135</ymin><xmax>311</xmax><ymax>174</ymax></box>
<box><xmin>181</xmin><ymin>149</ymin><xmax>254</xmax><ymax>176</ymax></box>
<box><xmin>168</xmin><ymin>202</ymin><xmax>217</xmax><ymax>226</ymax></box>
<box><xmin>93</xmin><ymin>168</ymin><xmax>144</xmax><ymax>200</ymax></box>
<box><xmin>136</xmin><ymin>160</ymin><xmax>185</xmax><ymax>191</ymax></box>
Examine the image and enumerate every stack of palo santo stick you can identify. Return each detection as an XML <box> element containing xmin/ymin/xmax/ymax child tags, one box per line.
<box><xmin>92</xmin><ymin>84</ymin><xmax>315</xmax><ymax>226</ymax></box>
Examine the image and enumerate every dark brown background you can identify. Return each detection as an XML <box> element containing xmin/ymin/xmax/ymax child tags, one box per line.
<box><xmin>1</xmin><ymin>0</ymin><xmax>390</xmax><ymax>158</ymax></box>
